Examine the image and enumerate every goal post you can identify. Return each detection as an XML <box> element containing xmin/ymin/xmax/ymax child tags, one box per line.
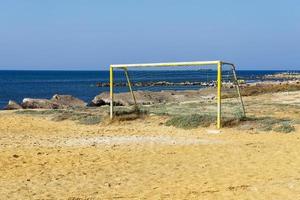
<box><xmin>109</xmin><ymin>60</ymin><xmax>245</xmax><ymax>129</ymax></box>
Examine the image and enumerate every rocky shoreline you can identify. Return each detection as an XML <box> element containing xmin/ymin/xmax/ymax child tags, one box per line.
<box><xmin>5</xmin><ymin>94</ymin><xmax>87</xmax><ymax>110</ymax></box>
<box><xmin>4</xmin><ymin>80</ymin><xmax>300</xmax><ymax>110</ymax></box>
<box><xmin>96</xmin><ymin>80</ymin><xmax>221</xmax><ymax>87</ymax></box>
<box><xmin>263</xmin><ymin>72</ymin><xmax>300</xmax><ymax>80</ymax></box>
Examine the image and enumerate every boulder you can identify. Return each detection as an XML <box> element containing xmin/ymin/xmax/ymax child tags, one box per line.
<box><xmin>21</xmin><ymin>98</ymin><xmax>58</xmax><ymax>109</ymax></box>
<box><xmin>91</xmin><ymin>92</ymin><xmax>124</xmax><ymax>106</ymax></box>
<box><xmin>18</xmin><ymin>95</ymin><xmax>87</xmax><ymax>110</ymax></box>
<box><xmin>89</xmin><ymin>95</ymin><xmax>107</xmax><ymax>107</ymax></box>
<box><xmin>4</xmin><ymin>100</ymin><xmax>23</xmax><ymax>110</ymax></box>
<box><xmin>51</xmin><ymin>94</ymin><xmax>87</xmax><ymax>109</ymax></box>
<box><xmin>91</xmin><ymin>90</ymin><xmax>178</xmax><ymax>106</ymax></box>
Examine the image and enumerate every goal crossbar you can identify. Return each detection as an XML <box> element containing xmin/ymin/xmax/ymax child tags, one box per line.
<box><xmin>109</xmin><ymin>60</ymin><xmax>245</xmax><ymax>129</ymax></box>
<box><xmin>111</xmin><ymin>60</ymin><xmax>227</xmax><ymax>68</ymax></box>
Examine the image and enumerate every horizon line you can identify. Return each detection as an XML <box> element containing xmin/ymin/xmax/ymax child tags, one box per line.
<box><xmin>0</xmin><ymin>68</ymin><xmax>299</xmax><ymax>71</ymax></box>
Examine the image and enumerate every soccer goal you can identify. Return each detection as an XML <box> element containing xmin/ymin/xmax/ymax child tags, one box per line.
<box><xmin>108</xmin><ymin>60</ymin><xmax>245</xmax><ymax>129</ymax></box>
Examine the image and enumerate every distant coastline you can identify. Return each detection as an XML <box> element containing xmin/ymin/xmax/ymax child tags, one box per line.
<box><xmin>0</xmin><ymin>70</ymin><xmax>299</xmax><ymax>109</ymax></box>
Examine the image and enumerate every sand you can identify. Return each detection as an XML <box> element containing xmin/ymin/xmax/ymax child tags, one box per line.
<box><xmin>0</xmin><ymin>91</ymin><xmax>300</xmax><ymax>199</ymax></box>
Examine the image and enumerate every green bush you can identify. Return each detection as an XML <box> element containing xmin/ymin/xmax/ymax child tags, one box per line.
<box><xmin>273</xmin><ymin>122</ymin><xmax>295</xmax><ymax>133</ymax></box>
<box><xmin>114</xmin><ymin>107</ymin><xmax>147</xmax><ymax>116</ymax></box>
<box><xmin>165</xmin><ymin>114</ymin><xmax>215</xmax><ymax>129</ymax></box>
<box><xmin>15</xmin><ymin>109</ymin><xmax>67</xmax><ymax>115</ymax></box>
<box><xmin>78</xmin><ymin>115</ymin><xmax>101</xmax><ymax>125</ymax></box>
<box><xmin>113</xmin><ymin>107</ymin><xmax>148</xmax><ymax>121</ymax></box>
<box><xmin>241</xmin><ymin>116</ymin><xmax>296</xmax><ymax>133</ymax></box>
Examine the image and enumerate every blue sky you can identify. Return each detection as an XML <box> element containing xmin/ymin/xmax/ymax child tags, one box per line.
<box><xmin>0</xmin><ymin>0</ymin><xmax>299</xmax><ymax>70</ymax></box>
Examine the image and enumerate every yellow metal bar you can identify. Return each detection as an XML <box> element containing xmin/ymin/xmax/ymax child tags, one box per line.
<box><xmin>123</xmin><ymin>68</ymin><xmax>137</xmax><ymax>107</ymax></box>
<box><xmin>110</xmin><ymin>66</ymin><xmax>114</xmax><ymax>119</ymax></box>
<box><xmin>231</xmin><ymin>65</ymin><xmax>246</xmax><ymax>117</ymax></box>
<box><xmin>217</xmin><ymin>61</ymin><xmax>222</xmax><ymax>129</ymax></box>
<box><xmin>111</xmin><ymin>60</ymin><xmax>225</xmax><ymax>68</ymax></box>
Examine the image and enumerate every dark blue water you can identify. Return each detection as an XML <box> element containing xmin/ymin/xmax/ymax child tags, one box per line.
<box><xmin>0</xmin><ymin>70</ymin><xmax>298</xmax><ymax>109</ymax></box>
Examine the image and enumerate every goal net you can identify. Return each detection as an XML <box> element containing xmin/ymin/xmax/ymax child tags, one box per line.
<box><xmin>108</xmin><ymin>61</ymin><xmax>245</xmax><ymax>129</ymax></box>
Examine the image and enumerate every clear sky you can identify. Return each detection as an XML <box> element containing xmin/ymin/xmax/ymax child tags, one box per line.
<box><xmin>0</xmin><ymin>0</ymin><xmax>299</xmax><ymax>70</ymax></box>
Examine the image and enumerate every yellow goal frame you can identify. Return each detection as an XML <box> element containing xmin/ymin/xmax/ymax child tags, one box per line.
<box><xmin>109</xmin><ymin>60</ymin><xmax>245</xmax><ymax>129</ymax></box>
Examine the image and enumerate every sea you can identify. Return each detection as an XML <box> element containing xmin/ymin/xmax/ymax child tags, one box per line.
<box><xmin>0</xmin><ymin>70</ymin><xmax>299</xmax><ymax>109</ymax></box>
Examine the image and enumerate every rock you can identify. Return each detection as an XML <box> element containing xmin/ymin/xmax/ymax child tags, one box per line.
<box><xmin>4</xmin><ymin>100</ymin><xmax>22</xmax><ymax>110</ymax></box>
<box><xmin>96</xmin><ymin>81</ymin><xmax>221</xmax><ymax>88</ymax></box>
<box><xmin>89</xmin><ymin>95</ymin><xmax>107</xmax><ymax>107</ymax></box>
<box><xmin>21</xmin><ymin>98</ymin><xmax>58</xmax><ymax>109</ymax></box>
<box><xmin>18</xmin><ymin>95</ymin><xmax>87</xmax><ymax>110</ymax></box>
<box><xmin>51</xmin><ymin>94</ymin><xmax>87</xmax><ymax>109</ymax></box>
<box><xmin>91</xmin><ymin>90</ymin><xmax>178</xmax><ymax>106</ymax></box>
<box><xmin>91</xmin><ymin>92</ymin><xmax>124</xmax><ymax>106</ymax></box>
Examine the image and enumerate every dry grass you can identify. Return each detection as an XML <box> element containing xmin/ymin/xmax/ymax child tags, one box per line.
<box><xmin>165</xmin><ymin>114</ymin><xmax>297</xmax><ymax>133</ymax></box>
<box><xmin>222</xmin><ymin>83</ymin><xmax>300</xmax><ymax>98</ymax></box>
<box><xmin>165</xmin><ymin>114</ymin><xmax>215</xmax><ymax>129</ymax></box>
<box><xmin>273</xmin><ymin>122</ymin><xmax>295</xmax><ymax>133</ymax></box>
<box><xmin>113</xmin><ymin>107</ymin><xmax>148</xmax><ymax>121</ymax></box>
<box><xmin>15</xmin><ymin>109</ymin><xmax>101</xmax><ymax>125</ymax></box>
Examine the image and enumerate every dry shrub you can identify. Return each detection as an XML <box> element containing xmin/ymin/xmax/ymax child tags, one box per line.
<box><xmin>221</xmin><ymin>83</ymin><xmax>300</xmax><ymax>99</ymax></box>
<box><xmin>239</xmin><ymin>116</ymin><xmax>296</xmax><ymax>133</ymax></box>
<box><xmin>165</xmin><ymin>114</ymin><xmax>215</xmax><ymax>129</ymax></box>
<box><xmin>273</xmin><ymin>122</ymin><xmax>295</xmax><ymax>133</ymax></box>
<box><xmin>113</xmin><ymin>107</ymin><xmax>148</xmax><ymax>121</ymax></box>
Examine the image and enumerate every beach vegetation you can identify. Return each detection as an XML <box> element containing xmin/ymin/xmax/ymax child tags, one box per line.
<box><xmin>15</xmin><ymin>109</ymin><xmax>67</xmax><ymax>115</ymax></box>
<box><xmin>15</xmin><ymin>109</ymin><xmax>101</xmax><ymax>125</ymax></box>
<box><xmin>165</xmin><ymin>114</ymin><xmax>215</xmax><ymax>129</ymax></box>
<box><xmin>238</xmin><ymin>116</ymin><xmax>296</xmax><ymax>133</ymax></box>
<box><xmin>113</xmin><ymin>107</ymin><xmax>148</xmax><ymax>121</ymax></box>
<box><xmin>77</xmin><ymin>115</ymin><xmax>101</xmax><ymax>125</ymax></box>
<box><xmin>273</xmin><ymin>122</ymin><xmax>295</xmax><ymax>133</ymax></box>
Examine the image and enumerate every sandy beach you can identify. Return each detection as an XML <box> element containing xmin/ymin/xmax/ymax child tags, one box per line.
<box><xmin>1</xmin><ymin>0</ymin><xmax>300</xmax><ymax>199</ymax></box>
<box><xmin>0</xmin><ymin>90</ymin><xmax>299</xmax><ymax>199</ymax></box>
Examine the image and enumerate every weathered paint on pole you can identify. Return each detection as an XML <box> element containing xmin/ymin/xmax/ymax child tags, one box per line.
<box><xmin>110</xmin><ymin>66</ymin><xmax>114</xmax><ymax>119</ymax></box>
<box><xmin>217</xmin><ymin>62</ymin><xmax>222</xmax><ymax>129</ymax></box>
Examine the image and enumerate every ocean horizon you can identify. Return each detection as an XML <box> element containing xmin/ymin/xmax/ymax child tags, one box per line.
<box><xmin>0</xmin><ymin>69</ymin><xmax>299</xmax><ymax>109</ymax></box>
